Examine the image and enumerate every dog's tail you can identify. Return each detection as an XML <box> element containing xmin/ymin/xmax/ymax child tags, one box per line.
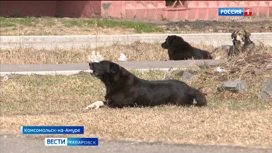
<box><xmin>186</xmin><ymin>87</ymin><xmax>207</xmax><ymax>107</ymax></box>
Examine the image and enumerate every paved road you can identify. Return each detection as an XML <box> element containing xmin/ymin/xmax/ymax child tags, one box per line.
<box><xmin>1</xmin><ymin>135</ymin><xmax>271</xmax><ymax>153</ymax></box>
<box><xmin>1</xmin><ymin>33</ymin><xmax>272</xmax><ymax>50</ymax></box>
<box><xmin>0</xmin><ymin>60</ymin><xmax>227</xmax><ymax>76</ymax></box>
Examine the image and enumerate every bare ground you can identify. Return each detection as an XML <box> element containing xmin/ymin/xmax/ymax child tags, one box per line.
<box><xmin>159</xmin><ymin>19</ymin><xmax>272</xmax><ymax>33</ymax></box>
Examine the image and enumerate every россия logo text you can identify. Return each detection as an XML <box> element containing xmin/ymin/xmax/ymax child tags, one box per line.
<box><xmin>218</xmin><ymin>8</ymin><xmax>252</xmax><ymax>16</ymax></box>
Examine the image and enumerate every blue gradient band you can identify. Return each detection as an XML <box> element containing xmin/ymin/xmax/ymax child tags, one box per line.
<box><xmin>67</xmin><ymin>138</ymin><xmax>98</xmax><ymax>146</ymax></box>
<box><xmin>21</xmin><ymin>126</ymin><xmax>84</xmax><ymax>134</ymax></box>
<box><xmin>218</xmin><ymin>8</ymin><xmax>244</xmax><ymax>16</ymax></box>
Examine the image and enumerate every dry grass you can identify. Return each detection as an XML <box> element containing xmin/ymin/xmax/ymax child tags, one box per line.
<box><xmin>1</xmin><ymin>108</ymin><xmax>272</xmax><ymax>147</ymax></box>
<box><xmin>1</xmin><ymin>42</ymin><xmax>218</xmax><ymax>64</ymax></box>
<box><xmin>1</xmin><ymin>43</ymin><xmax>272</xmax><ymax>147</ymax></box>
<box><xmin>1</xmin><ymin>42</ymin><xmax>271</xmax><ymax>65</ymax></box>
<box><xmin>1</xmin><ymin>66</ymin><xmax>272</xmax><ymax>147</ymax></box>
<box><xmin>1</xmin><ymin>42</ymin><xmax>168</xmax><ymax>64</ymax></box>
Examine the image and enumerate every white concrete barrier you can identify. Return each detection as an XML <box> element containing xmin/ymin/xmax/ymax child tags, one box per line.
<box><xmin>0</xmin><ymin>60</ymin><xmax>227</xmax><ymax>76</ymax></box>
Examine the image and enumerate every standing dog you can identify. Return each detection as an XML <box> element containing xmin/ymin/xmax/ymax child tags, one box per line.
<box><xmin>88</xmin><ymin>60</ymin><xmax>207</xmax><ymax>108</ymax></box>
<box><xmin>211</xmin><ymin>29</ymin><xmax>255</xmax><ymax>59</ymax></box>
<box><xmin>161</xmin><ymin>35</ymin><xmax>212</xmax><ymax>60</ymax></box>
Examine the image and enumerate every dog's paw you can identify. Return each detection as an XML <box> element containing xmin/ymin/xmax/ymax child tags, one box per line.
<box><xmin>85</xmin><ymin>101</ymin><xmax>105</xmax><ymax>110</ymax></box>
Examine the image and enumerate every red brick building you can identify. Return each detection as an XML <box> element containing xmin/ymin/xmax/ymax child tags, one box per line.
<box><xmin>1</xmin><ymin>1</ymin><xmax>271</xmax><ymax>21</ymax></box>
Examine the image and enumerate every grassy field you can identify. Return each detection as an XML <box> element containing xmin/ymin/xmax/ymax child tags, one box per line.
<box><xmin>0</xmin><ymin>17</ymin><xmax>163</xmax><ymax>36</ymax></box>
<box><xmin>1</xmin><ymin>41</ymin><xmax>271</xmax><ymax>65</ymax></box>
<box><xmin>1</xmin><ymin>20</ymin><xmax>272</xmax><ymax>147</ymax></box>
<box><xmin>1</xmin><ymin>17</ymin><xmax>272</xmax><ymax>36</ymax></box>
<box><xmin>0</xmin><ymin>42</ymin><xmax>169</xmax><ymax>64</ymax></box>
<box><xmin>1</xmin><ymin>67</ymin><xmax>272</xmax><ymax>147</ymax></box>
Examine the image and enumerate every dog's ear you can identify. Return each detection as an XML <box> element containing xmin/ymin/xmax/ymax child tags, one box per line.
<box><xmin>167</xmin><ymin>36</ymin><xmax>175</xmax><ymax>44</ymax></box>
<box><xmin>110</xmin><ymin>63</ymin><xmax>120</xmax><ymax>74</ymax></box>
<box><xmin>245</xmin><ymin>30</ymin><xmax>251</xmax><ymax>38</ymax></box>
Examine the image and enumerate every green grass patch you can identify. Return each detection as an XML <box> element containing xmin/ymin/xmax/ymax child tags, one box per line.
<box><xmin>0</xmin><ymin>17</ymin><xmax>37</xmax><ymax>27</ymax></box>
<box><xmin>0</xmin><ymin>17</ymin><xmax>163</xmax><ymax>33</ymax></box>
<box><xmin>60</xmin><ymin>18</ymin><xmax>163</xmax><ymax>33</ymax></box>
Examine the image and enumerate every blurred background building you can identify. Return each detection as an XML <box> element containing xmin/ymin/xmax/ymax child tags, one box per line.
<box><xmin>0</xmin><ymin>1</ymin><xmax>271</xmax><ymax>21</ymax></box>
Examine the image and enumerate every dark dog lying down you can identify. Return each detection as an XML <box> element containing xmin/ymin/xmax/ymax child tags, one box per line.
<box><xmin>161</xmin><ymin>35</ymin><xmax>212</xmax><ymax>60</ymax></box>
<box><xmin>211</xmin><ymin>29</ymin><xmax>255</xmax><ymax>59</ymax></box>
<box><xmin>88</xmin><ymin>60</ymin><xmax>207</xmax><ymax>108</ymax></box>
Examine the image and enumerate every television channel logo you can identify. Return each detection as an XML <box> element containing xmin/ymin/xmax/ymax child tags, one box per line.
<box><xmin>45</xmin><ymin>138</ymin><xmax>99</xmax><ymax>146</ymax></box>
<box><xmin>218</xmin><ymin>8</ymin><xmax>252</xmax><ymax>16</ymax></box>
<box><xmin>45</xmin><ymin>138</ymin><xmax>67</xmax><ymax>146</ymax></box>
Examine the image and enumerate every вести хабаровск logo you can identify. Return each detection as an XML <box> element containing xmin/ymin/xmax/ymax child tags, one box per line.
<box><xmin>45</xmin><ymin>138</ymin><xmax>98</xmax><ymax>146</ymax></box>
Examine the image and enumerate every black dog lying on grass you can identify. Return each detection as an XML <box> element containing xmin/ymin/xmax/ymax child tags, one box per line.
<box><xmin>161</xmin><ymin>35</ymin><xmax>212</xmax><ymax>60</ymax></box>
<box><xmin>87</xmin><ymin>60</ymin><xmax>207</xmax><ymax>108</ymax></box>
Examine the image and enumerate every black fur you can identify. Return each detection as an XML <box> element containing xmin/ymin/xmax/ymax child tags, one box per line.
<box><xmin>161</xmin><ymin>35</ymin><xmax>212</xmax><ymax>60</ymax></box>
<box><xmin>89</xmin><ymin>60</ymin><xmax>207</xmax><ymax>108</ymax></box>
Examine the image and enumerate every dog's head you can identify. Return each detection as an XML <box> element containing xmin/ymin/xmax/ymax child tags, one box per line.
<box><xmin>89</xmin><ymin>60</ymin><xmax>120</xmax><ymax>83</ymax></box>
<box><xmin>161</xmin><ymin>35</ymin><xmax>185</xmax><ymax>49</ymax></box>
<box><xmin>231</xmin><ymin>29</ymin><xmax>251</xmax><ymax>42</ymax></box>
